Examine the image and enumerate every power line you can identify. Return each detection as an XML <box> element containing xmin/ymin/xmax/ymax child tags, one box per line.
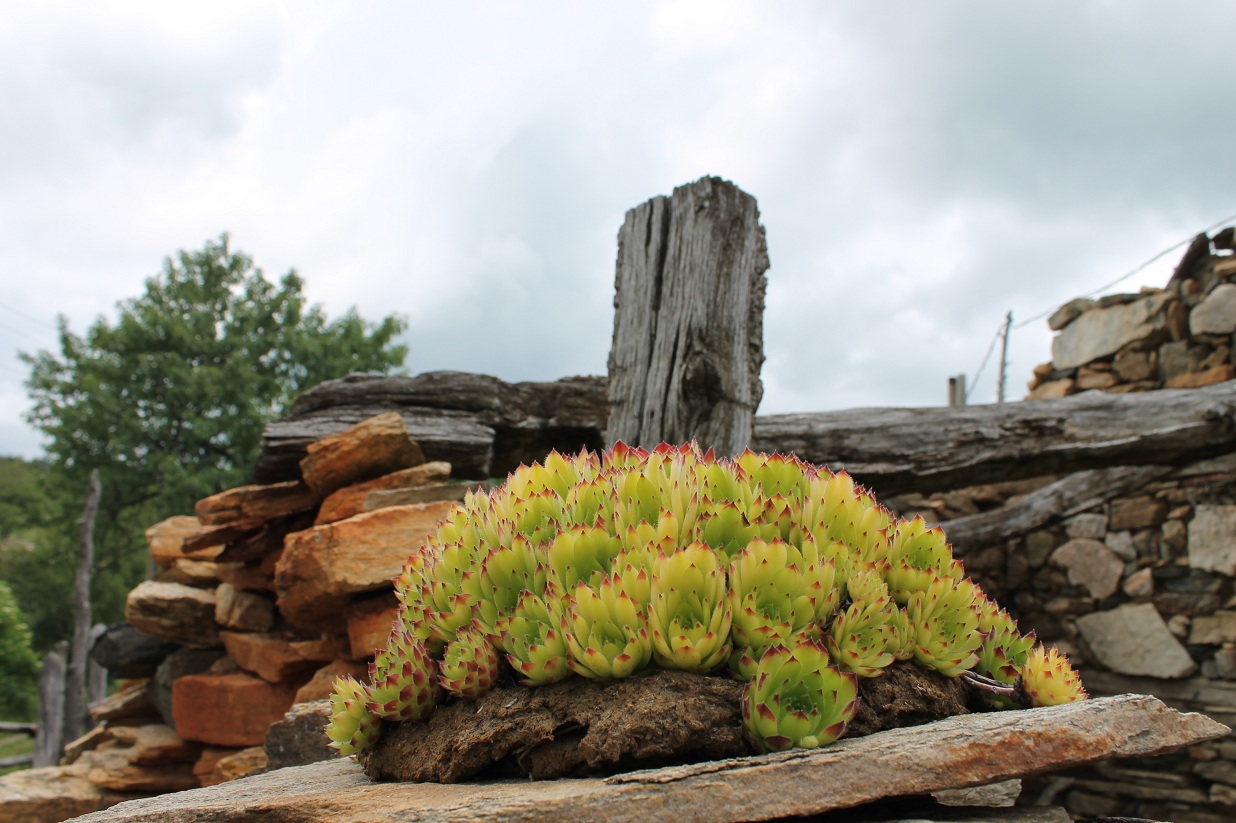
<box><xmin>0</xmin><ymin>301</ymin><xmax>58</xmax><ymax>333</ymax></box>
<box><xmin>964</xmin><ymin>321</ymin><xmax>1005</xmax><ymax>403</ymax></box>
<box><xmin>1012</xmin><ymin>209</ymin><xmax>1236</xmax><ymax>331</ymax></box>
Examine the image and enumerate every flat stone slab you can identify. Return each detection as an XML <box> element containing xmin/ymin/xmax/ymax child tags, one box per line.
<box><xmin>68</xmin><ymin>694</ymin><xmax>1226</xmax><ymax>823</ymax></box>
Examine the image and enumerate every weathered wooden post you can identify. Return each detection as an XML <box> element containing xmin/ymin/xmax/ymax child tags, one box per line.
<box><xmin>607</xmin><ymin>176</ymin><xmax>768</xmax><ymax>456</ymax></box>
<box><xmin>33</xmin><ymin>641</ymin><xmax>67</xmax><ymax>768</ymax></box>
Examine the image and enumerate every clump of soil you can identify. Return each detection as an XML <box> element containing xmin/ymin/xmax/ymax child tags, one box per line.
<box><xmin>361</xmin><ymin>662</ymin><xmax>973</xmax><ymax>783</ymax></box>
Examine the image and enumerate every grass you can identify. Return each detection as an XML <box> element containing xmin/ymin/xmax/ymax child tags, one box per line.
<box><xmin>0</xmin><ymin>732</ymin><xmax>35</xmax><ymax>776</ymax></box>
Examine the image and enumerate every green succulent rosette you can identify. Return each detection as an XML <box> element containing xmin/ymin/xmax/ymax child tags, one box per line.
<box><xmin>325</xmin><ymin>675</ymin><xmax>381</xmax><ymax>756</ymax></box>
<box><xmin>366</xmin><ymin>629</ymin><xmax>437</xmax><ymax>722</ymax></box>
<box><xmin>905</xmin><ymin>576</ymin><xmax>985</xmax><ymax>677</ymax></box>
<box><xmin>648</xmin><ymin>541</ymin><xmax>733</xmax><ymax>673</ymax></box>
<box><xmin>562</xmin><ymin>576</ymin><xmax>652</xmax><ymax>679</ymax></box>
<box><xmin>885</xmin><ymin>517</ymin><xmax>962</xmax><ymax>604</ymax></box>
<box><xmin>825</xmin><ymin>567</ymin><xmax>901</xmax><ymax>677</ymax></box>
<box><xmin>742</xmin><ymin>638</ymin><xmax>859</xmax><ymax>752</ymax></box>
<box><xmin>439</xmin><ymin>623</ymin><xmax>501</xmax><ymax>700</ymax></box>
<box><xmin>501</xmin><ymin>590</ymin><xmax>572</xmax><ymax>685</ymax></box>
<box><xmin>1021</xmin><ymin>644</ymin><xmax>1087</xmax><ymax>707</ymax></box>
<box><xmin>727</xmin><ymin>536</ymin><xmax>840</xmax><ymax>676</ymax></box>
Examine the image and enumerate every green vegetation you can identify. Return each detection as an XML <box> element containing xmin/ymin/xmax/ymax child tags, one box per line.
<box><xmin>0</xmin><ymin>580</ymin><xmax>40</xmax><ymax>721</ymax></box>
<box><xmin>0</xmin><ymin>733</ymin><xmax>35</xmax><ymax>777</ymax></box>
<box><xmin>6</xmin><ymin>234</ymin><xmax>408</xmax><ymax>687</ymax></box>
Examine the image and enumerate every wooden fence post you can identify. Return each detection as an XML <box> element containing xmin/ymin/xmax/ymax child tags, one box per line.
<box><xmin>607</xmin><ymin>176</ymin><xmax>768</xmax><ymax>456</ymax></box>
<box><xmin>34</xmin><ymin>641</ymin><xmax>67</xmax><ymax>768</ymax></box>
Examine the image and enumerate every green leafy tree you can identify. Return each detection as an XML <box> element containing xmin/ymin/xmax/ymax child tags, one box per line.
<box><xmin>0</xmin><ymin>580</ymin><xmax>40</xmax><ymax>720</ymax></box>
<box><xmin>16</xmin><ymin>234</ymin><xmax>408</xmax><ymax>643</ymax></box>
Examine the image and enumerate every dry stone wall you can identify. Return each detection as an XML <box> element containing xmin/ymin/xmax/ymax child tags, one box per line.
<box><xmin>1028</xmin><ymin>228</ymin><xmax>1236</xmax><ymax>398</ymax></box>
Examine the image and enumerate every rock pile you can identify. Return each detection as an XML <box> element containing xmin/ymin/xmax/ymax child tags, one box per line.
<box><xmin>0</xmin><ymin>412</ymin><xmax>472</xmax><ymax>822</ymax></box>
<box><xmin>1028</xmin><ymin>228</ymin><xmax>1236</xmax><ymax>398</ymax></box>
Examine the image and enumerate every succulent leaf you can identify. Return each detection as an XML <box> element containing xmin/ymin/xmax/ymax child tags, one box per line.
<box><xmin>562</xmin><ymin>576</ymin><xmax>652</xmax><ymax>679</ymax></box>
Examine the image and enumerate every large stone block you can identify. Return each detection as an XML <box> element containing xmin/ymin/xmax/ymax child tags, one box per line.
<box><xmin>1076</xmin><ymin>603</ymin><xmax>1197</xmax><ymax>678</ymax></box>
<box><xmin>145</xmin><ymin>516</ymin><xmax>226</xmax><ymax>567</ymax></box>
<box><xmin>1188</xmin><ymin>505</ymin><xmax>1236</xmax><ymax>576</ymax></box>
<box><xmin>124</xmin><ymin>581</ymin><xmax>220</xmax><ymax>649</ymax></box>
<box><xmin>274</xmin><ymin>501</ymin><xmax>454</xmax><ymax>629</ymax></box>
<box><xmin>299</xmin><ymin>412</ymin><xmax>425</xmax><ymax>496</ymax></box>
<box><xmin>1051</xmin><ymin>292</ymin><xmax>1174</xmax><ymax>370</ymax></box>
<box><xmin>315</xmin><ymin>461</ymin><xmax>452</xmax><ymax>524</ymax></box>
<box><xmin>172</xmin><ymin>672</ymin><xmax>300</xmax><ymax>747</ymax></box>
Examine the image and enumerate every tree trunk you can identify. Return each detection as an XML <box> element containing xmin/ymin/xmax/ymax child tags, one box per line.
<box><xmin>607</xmin><ymin>177</ymin><xmax>768</xmax><ymax>457</ymax></box>
<box><xmin>87</xmin><ymin>622</ymin><xmax>109</xmax><ymax>712</ymax></box>
<box><xmin>64</xmin><ymin>469</ymin><xmax>101</xmax><ymax>743</ymax></box>
<box><xmin>34</xmin><ymin>641</ymin><xmax>67</xmax><ymax>768</ymax></box>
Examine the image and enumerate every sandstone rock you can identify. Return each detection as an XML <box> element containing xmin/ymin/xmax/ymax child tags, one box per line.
<box><xmin>192</xmin><ymin>748</ymin><xmax>242</xmax><ymax>787</ymax></box>
<box><xmin>299</xmin><ymin>412</ymin><xmax>425</xmax><ymax>496</ymax></box>
<box><xmin>214</xmin><ymin>511</ymin><xmax>316</xmax><ymax>564</ymax></box>
<box><xmin>172</xmin><ymin>672</ymin><xmax>300</xmax><ymax>747</ymax></box>
<box><xmin>1077</xmin><ymin>603</ymin><xmax>1197</xmax><ymax>678</ymax></box>
<box><xmin>195</xmin><ymin>480</ymin><xmax>319</xmax><ymax>527</ymax></box>
<box><xmin>1050</xmin><ymin>538</ymin><xmax>1124</xmax><ymax>600</ymax></box>
<box><xmin>1052</xmin><ymin>292</ymin><xmax>1173</xmax><ymax>370</ymax></box>
<box><xmin>1104</xmin><ymin>530</ymin><xmax>1137</xmax><ymax>562</ymax></box>
<box><xmin>146</xmin><ymin>516</ymin><xmax>225</xmax><ymax>567</ymax></box>
<box><xmin>69</xmin><ymin>695</ymin><xmax>1228</xmax><ymax>823</ymax></box>
<box><xmin>1064</xmin><ymin>513</ymin><xmax>1107</xmax><ymax>540</ymax></box>
<box><xmin>110</xmin><ymin>724</ymin><xmax>201</xmax><ymax>766</ymax></box>
<box><xmin>1188</xmin><ymin>505</ymin><xmax>1236</xmax><ymax>576</ymax></box>
<box><xmin>82</xmin><ymin>747</ymin><xmax>199</xmax><ymax>793</ymax></box>
<box><xmin>1113</xmin><ymin>348</ymin><xmax>1156</xmax><ymax>382</ymax></box>
<box><xmin>1108</xmin><ymin>495</ymin><xmax>1167</xmax><ymax>531</ymax></box>
<box><xmin>89</xmin><ymin>680</ymin><xmax>160</xmax><ymax>725</ymax></box>
<box><xmin>345</xmin><ymin>593</ymin><xmax>400</xmax><ymax>659</ymax></box>
<box><xmin>150</xmin><ymin>648</ymin><xmax>225</xmax><ymax>728</ymax></box>
<box><xmin>1122</xmin><ymin>567</ymin><xmax>1154</xmax><ymax>598</ymax></box>
<box><xmin>90</xmin><ymin>623</ymin><xmax>178</xmax><ymax>679</ymax></box>
<box><xmin>1158</xmin><ymin>339</ymin><xmax>1209</xmax><ymax>380</ymax></box>
<box><xmin>933</xmin><ymin>778</ymin><xmax>1021</xmax><ymax>807</ymax></box>
<box><xmin>264</xmin><ymin>700</ymin><xmax>335</xmax><ymax>770</ymax></box>
<box><xmin>221</xmin><ymin>631</ymin><xmax>348</xmax><ymax>683</ymax></box>
<box><xmin>1075</xmin><ymin>368</ymin><xmax>1118</xmax><ymax>390</ymax></box>
<box><xmin>1191</xmin><ymin>283</ymin><xmax>1236</xmax><ymax>335</ymax></box>
<box><xmin>1026</xmin><ymin>378</ymin><xmax>1074</xmax><ymax>400</ymax></box>
<box><xmin>1190</xmin><ymin>611</ymin><xmax>1236</xmax><ymax>645</ymax></box>
<box><xmin>0</xmin><ymin>764</ymin><xmax>116</xmax><ymax>822</ymax></box>
<box><xmin>155</xmin><ymin>559</ymin><xmax>226</xmax><ymax>588</ymax></box>
<box><xmin>1165</xmin><ymin>363</ymin><xmax>1236</xmax><ymax>388</ymax></box>
<box><xmin>293</xmin><ymin>659</ymin><xmax>369</xmax><ymax>704</ymax></box>
<box><xmin>215</xmin><ymin>561</ymin><xmax>274</xmax><ymax>592</ymax></box>
<box><xmin>1048</xmin><ymin>297</ymin><xmax>1095</xmax><ymax>331</ymax></box>
<box><xmin>61</xmin><ymin>725</ymin><xmax>112</xmax><ymax>765</ymax></box>
<box><xmin>125</xmin><ymin>580</ymin><xmax>220</xmax><ymax>648</ymax></box>
<box><xmin>275</xmin><ymin>501</ymin><xmax>454</xmax><ymax>630</ymax></box>
<box><xmin>208</xmin><ymin>747</ymin><xmax>267</xmax><ymax>785</ymax></box>
<box><xmin>213</xmin><ymin>583</ymin><xmax>275</xmax><ymax>632</ymax></box>
<box><xmin>314</xmin><ymin>460</ymin><xmax>452</xmax><ymax>524</ymax></box>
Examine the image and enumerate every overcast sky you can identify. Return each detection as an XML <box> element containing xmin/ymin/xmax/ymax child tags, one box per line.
<box><xmin>2</xmin><ymin>1</ymin><xmax>1234</xmax><ymax>460</ymax></box>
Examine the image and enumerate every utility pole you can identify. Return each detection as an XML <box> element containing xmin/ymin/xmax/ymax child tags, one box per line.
<box><xmin>996</xmin><ymin>311</ymin><xmax>1013</xmax><ymax>405</ymax></box>
<box><xmin>948</xmin><ymin>374</ymin><xmax>967</xmax><ymax>408</ymax></box>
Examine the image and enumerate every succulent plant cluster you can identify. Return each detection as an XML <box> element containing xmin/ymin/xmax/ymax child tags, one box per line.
<box><xmin>327</xmin><ymin>443</ymin><xmax>1086</xmax><ymax>759</ymax></box>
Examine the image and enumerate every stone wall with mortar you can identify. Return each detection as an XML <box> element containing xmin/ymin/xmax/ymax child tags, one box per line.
<box><xmin>1028</xmin><ymin>227</ymin><xmax>1236</xmax><ymax>399</ymax></box>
